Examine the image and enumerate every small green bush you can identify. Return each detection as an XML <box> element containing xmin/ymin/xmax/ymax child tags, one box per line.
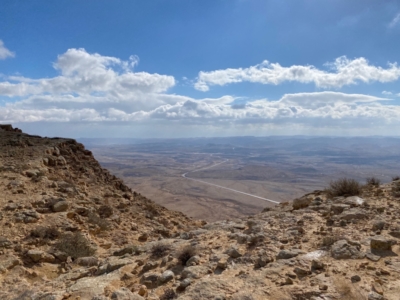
<box><xmin>55</xmin><ymin>232</ymin><xmax>96</xmax><ymax>259</ymax></box>
<box><xmin>325</xmin><ymin>178</ymin><xmax>363</xmax><ymax>198</ymax></box>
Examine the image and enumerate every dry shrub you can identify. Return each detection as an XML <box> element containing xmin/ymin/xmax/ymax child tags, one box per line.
<box><xmin>87</xmin><ymin>212</ymin><xmax>111</xmax><ymax>231</ymax></box>
<box><xmin>98</xmin><ymin>204</ymin><xmax>113</xmax><ymax>218</ymax></box>
<box><xmin>159</xmin><ymin>289</ymin><xmax>176</xmax><ymax>300</ymax></box>
<box><xmin>177</xmin><ymin>245</ymin><xmax>197</xmax><ymax>265</ymax></box>
<box><xmin>55</xmin><ymin>232</ymin><xmax>96</xmax><ymax>259</ymax></box>
<box><xmin>366</xmin><ymin>177</ymin><xmax>381</xmax><ymax>187</ymax></box>
<box><xmin>392</xmin><ymin>176</ymin><xmax>400</xmax><ymax>181</ymax></box>
<box><xmin>392</xmin><ymin>181</ymin><xmax>400</xmax><ymax>198</ymax></box>
<box><xmin>151</xmin><ymin>242</ymin><xmax>171</xmax><ymax>258</ymax></box>
<box><xmin>325</xmin><ymin>178</ymin><xmax>363</xmax><ymax>198</ymax></box>
<box><xmin>30</xmin><ymin>226</ymin><xmax>60</xmax><ymax>241</ymax></box>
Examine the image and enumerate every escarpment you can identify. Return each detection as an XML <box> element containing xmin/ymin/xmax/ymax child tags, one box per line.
<box><xmin>1</xmin><ymin>125</ymin><xmax>400</xmax><ymax>300</ymax></box>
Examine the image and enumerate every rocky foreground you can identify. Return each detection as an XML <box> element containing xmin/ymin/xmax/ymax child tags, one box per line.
<box><xmin>1</xmin><ymin>125</ymin><xmax>400</xmax><ymax>300</ymax></box>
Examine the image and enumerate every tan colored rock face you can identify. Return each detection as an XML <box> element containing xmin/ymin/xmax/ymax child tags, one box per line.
<box><xmin>1</xmin><ymin>128</ymin><xmax>400</xmax><ymax>300</ymax></box>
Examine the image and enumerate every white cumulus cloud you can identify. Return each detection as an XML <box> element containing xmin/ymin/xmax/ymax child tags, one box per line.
<box><xmin>0</xmin><ymin>48</ymin><xmax>176</xmax><ymax>110</ymax></box>
<box><xmin>1</xmin><ymin>49</ymin><xmax>400</xmax><ymax>136</ymax></box>
<box><xmin>0</xmin><ymin>40</ymin><xmax>15</xmax><ymax>60</ymax></box>
<box><xmin>389</xmin><ymin>13</ymin><xmax>400</xmax><ymax>28</ymax></box>
<box><xmin>194</xmin><ymin>56</ymin><xmax>400</xmax><ymax>91</ymax></box>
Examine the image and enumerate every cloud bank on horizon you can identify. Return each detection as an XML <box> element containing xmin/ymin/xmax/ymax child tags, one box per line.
<box><xmin>0</xmin><ymin>48</ymin><xmax>399</xmax><ymax>136</ymax></box>
<box><xmin>0</xmin><ymin>1</ymin><xmax>400</xmax><ymax>137</ymax></box>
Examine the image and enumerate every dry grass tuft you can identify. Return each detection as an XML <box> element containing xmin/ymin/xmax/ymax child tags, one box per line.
<box><xmin>151</xmin><ymin>242</ymin><xmax>171</xmax><ymax>258</ymax></box>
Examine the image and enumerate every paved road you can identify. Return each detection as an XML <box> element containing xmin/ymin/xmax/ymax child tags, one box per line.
<box><xmin>182</xmin><ymin>160</ymin><xmax>279</xmax><ymax>204</ymax></box>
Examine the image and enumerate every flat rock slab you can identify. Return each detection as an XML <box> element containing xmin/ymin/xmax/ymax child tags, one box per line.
<box><xmin>276</xmin><ymin>249</ymin><xmax>304</xmax><ymax>260</ymax></box>
<box><xmin>370</xmin><ymin>236</ymin><xmax>394</xmax><ymax>251</ymax></box>
<box><xmin>331</xmin><ymin>240</ymin><xmax>364</xmax><ymax>259</ymax></box>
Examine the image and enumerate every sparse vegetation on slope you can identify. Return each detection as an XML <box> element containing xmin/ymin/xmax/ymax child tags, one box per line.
<box><xmin>325</xmin><ymin>177</ymin><xmax>363</xmax><ymax>197</ymax></box>
<box><xmin>55</xmin><ymin>232</ymin><xmax>96</xmax><ymax>259</ymax></box>
<box><xmin>366</xmin><ymin>176</ymin><xmax>381</xmax><ymax>187</ymax></box>
<box><xmin>1</xmin><ymin>125</ymin><xmax>400</xmax><ymax>300</ymax></box>
<box><xmin>151</xmin><ymin>242</ymin><xmax>172</xmax><ymax>258</ymax></box>
<box><xmin>177</xmin><ymin>245</ymin><xmax>197</xmax><ymax>265</ymax></box>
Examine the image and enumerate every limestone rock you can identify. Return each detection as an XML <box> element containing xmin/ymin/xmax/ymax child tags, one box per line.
<box><xmin>276</xmin><ymin>249</ymin><xmax>304</xmax><ymax>260</ymax></box>
<box><xmin>0</xmin><ymin>255</ymin><xmax>20</xmax><ymax>270</ymax></box>
<box><xmin>179</xmin><ymin>278</ymin><xmax>192</xmax><ymax>290</ymax></box>
<box><xmin>113</xmin><ymin>245</ymin><xmax>138</xmax><ymax>256</ymax></box>
<box><xmin>142</xmin><ymin>261</ymin><xmax>158</xmax><ymax>272</ymax></box>
<box><xmin>186</xmin><ymin>255</ymin><xmax>200</xmax><ymax>267</ymax></box>
<box><xmin>181</xmin><ymin>266</ymin><xmax>210</xmax><ymax>279</ymax></box>
<box><xmin>75</xmin><ymin>256</ymin><xmax>99</xmax><ymax>267</ymax></box>
<box><xmin>141</xmin><ymin>272</ymin><xmax>160</xmax><ymax>287</ymax></box>
<box><xmin>372</xmin><ymin>220</ymin><xmax>386</xmax><ymax>231</ymax></box>
<box><xmin>111</xmin><ymin>288</ymin><xmax>144</xmax><ymax>300</ymax></box>
<box><xmin>225</xmin><ymin>246</ymin><xmax>243</xmax><ymax>259</ymax></box>
<box><xmin>370</xmin><ymin>236</ymin><xmax>394</xmax><ymax>251</ymax></box>
<box><xmin>368</xmin><ymin>291</ymin><xmax>384</xmax><ymax>300</ymax></box>
<box><xmin>0</xmin><ymin>236</ymin><xmax>11</xmax><ymax>248</ymax></box>
<box><xmin>331</xmin><ymin>203</ymin><xmax>350</xmax><ymax>215</ymax></box>
<box><xmin>51</xmin><ymin>200</ymin><xmax>69</xmax><ymax>212</ymax></box>
<box><xmin>159</xmin><ymin>270</ymin><xmax>174</xmax><ymax>284</ymax></box>
<box><xmin>331</xmin><ymin>240</ymin><xmax>364</xmax><ymax>259</ymax></box>
<box><xmin>339</xmin><ymin>208</ymin><xmax>368</xmax><ymax>220</ymax></box>
<box><xmin>27</xmin><ymin>249</ymin><xmax>44</xmax><ymax>262</ymax></box>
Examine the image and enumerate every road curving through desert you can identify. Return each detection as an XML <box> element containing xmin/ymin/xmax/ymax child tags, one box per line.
<box><xmin>182</xmin><ymin>159</ymin><xmax>280</xmax><ymax>204</ymax></box>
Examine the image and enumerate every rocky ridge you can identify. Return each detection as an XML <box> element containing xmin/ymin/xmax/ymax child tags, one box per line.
<box><xmin>1</xmin><ymin>125</ymin><xmax>400</xmax><ymax>300</ymax></box>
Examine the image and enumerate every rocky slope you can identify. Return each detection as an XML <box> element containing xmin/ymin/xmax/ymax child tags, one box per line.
<box><xmin>1</xmin><ymin>125</ymin><xmax>400</xmax><ymax>300</ymax></box>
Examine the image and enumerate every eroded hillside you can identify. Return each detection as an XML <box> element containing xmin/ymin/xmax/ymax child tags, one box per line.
<box><xmin>1</xmin><ymin>125</ymin><xmax>400</xmax><ymax>300</ymax></box>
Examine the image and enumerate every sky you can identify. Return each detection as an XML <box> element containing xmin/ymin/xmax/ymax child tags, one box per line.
<box><xmin>0</xmin><ymin>0</ymin><xmax>400</xmax><ymax>138</ymax></box>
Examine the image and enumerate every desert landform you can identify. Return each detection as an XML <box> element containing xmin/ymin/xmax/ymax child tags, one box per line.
<box><xmin>82</xmin><ymin>137</ymin><xmax>400</xmax><ymax>221</ymax></box>
<box><xmin>1</xmin><ymin>125</ymin><xmax>400</xmax><ymax>299</ymax></box>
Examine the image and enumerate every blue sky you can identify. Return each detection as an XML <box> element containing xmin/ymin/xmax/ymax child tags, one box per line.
<box><xmin>0</xmin><ymin>0</ymin><xmax>400</xmax><ymax>137</ymax></box>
